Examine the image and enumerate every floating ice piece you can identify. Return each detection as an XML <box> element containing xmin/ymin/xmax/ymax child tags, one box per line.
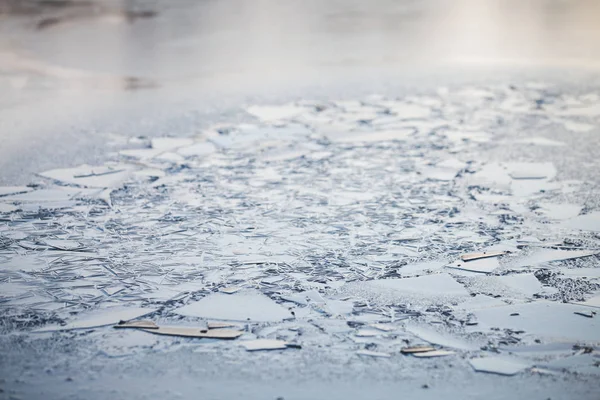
<box><xmin>469</xmin><ymin>274</ymin><xmax>544</xmax><ymax>298</ymax></box>
<box><xmin>468</xmin><ymin>163</ymin><xmax>512</xmax><ymax>189</ymax></box>
<box><xmin>405</xmin><ymin>324</ymin><xmax>478</xmax><ymax>350</ymax></box>
<box><xmin>35</xmin><ymin>306</ymin><xmax>155</xmax><ymax>332</ymax></box>
<box><xmin>539</xmin><ymin>354</ymin><xmax>600</xmax><ymax>376</ymax></box>
<box><xmin>114</xmin><ymin>320</ymin><xmax>158</xmax><ymax>329</ymax></box>
<box><xmin>419</xmin><ymin>165</ymin><xmax>460</xmax><ymax>181</ymax></box>
<box><xmin>0</xmin><ymin>203</ymin><xmax>18</xmax><ymax>213</ymax></box>
<box><xmin>498</xmin><ymin>342</ymin><xmax>576</xmax><ymax>356</ymax></box>
<box><xmin>44</xmin><ymin>239</ymin><xmax>84</xmax><ymax>251</ymax></box>
<box><xmin>327</xmin><ymin>128</ymin><xmax>414</xmax><ymax>143</ymax></box>
<box><xmin>1</xmin><ymin>255</ymin><xmax>47</xmax><ymax>272</ymax></box>
<box><xmin>174</xmin><ymin>290</ymin><xmax>292</xmax><ymax>322</ymax></box>
<box><xmin>382</xmin><ymin>102</ymin><xmax>431</xmax><ymax>119</ymax></box>
<box><xmin>562</xmin><ymin>212</ymin><xmax>600</xmax><ymax>232</ymax></box>
<box><xmin>513</xmin><ymin>137</ymin><xmax>566</xmax><ymax>147</ymax></box>
<box><xmin>343</xmin><ymin>274</ymin><xmax>469</xmax><ymax>306</ymax></box>
<box><xmin>561</xmin><ymin>268</ymin><xmax>600</xmax><ymax>279</ymax></box>
<box><xmin>461</xmin><ymin>251</ymin><xmax>506</xmax><ymax>262</ymax></box>
<box><xmin>494</xmin><ymin>274</ymin><xmax>544</xmax><ymax>298</ymax></box>
<box><xmin>472</xmin><ymin>301</ymin><xmax>600</xmax><ymax>341</ymax></box>
<box><xmin>38</xmin><ymin>164</ymin><xmax>132</xmax><ymax>188</ymax></box>
<box><xmin>241</xmin><ymin>339</ymin><xmax>289</xmax><ymax>351</ymax></box>
<box><xmin>154</xmin><ymin>152</ymin><xmax>185</xmax><ymax>163</ymax></box>
<box><xmin>511</xmin><ymin>179</ymin><xmax>561</xmax><ymax>197</ymax></box>
<box><xmin>0</xmin><ymin>186</ymin><xmax>33</xmax><ymax>196</ymax></box>
<box><xmin>220</xmin><ymin>287</ymin><xmax>241</xmax><ymax>294</ymax></box>
<box><xmin>562</xmin><ymin>121</ymin><xmax>595</xmax><ymax>132</ymax></box>
<box><xmin>0</xmin><ymin>188</ymin><xmax>99</xmax><ymax>202</ymax></box>
<box><xmin>513</xmin><ymin>249</ymin><xmax>598</xmax><ymax>268</ymax></box>
<box><xmin>177</xmin><ymin>142</ymin><xmax>217</xmax><ymax>157</ymax></box>
<box><xmin>370</xmin><ymin>324</ymin><xmax>395</xmax><ymax>332</ymax></box>
<box><xmin>119</xmin><ymin>148</ymin><xmax>165</xmax><ymax>160</ymax></box>
<box><xmin>151</xmin><ymin>137</ymin><xmax>195</xmax><ymax>151</ymax></box>
<box><xmin>469</xmin><ymin>356</ymin><xmax>530</xmax><ymax>376</ymax></box>
<box><xmin>449</xmin><ymin>257</ymin><xmax>500</xmax><ymax>274</ymax></box>
<box><xmin>573</xmin><ymin>295</ymin><xmax>600</xmax><ymax>309</ymax></box>
<box><xmin>397</xmin><ymin>260</ymin><xmax>446</xmax><ymax>276</ymax></box>
<box><xmin>246</xmin><ymin>105</ymin><xmax>307</xmax><ymax>122</ymax></box>
<box><xmin>537</xmin><ymin>203</ymin><xmax>582</xmax><ymax>220</ymax></box>
<box><xmin>401</xmin><ymin>346</ymin><xmax>436</xmax><ymax>354</ymax></box>
<box><xmin>452</xmin><ymin>294</ymin><xmax>507</xmax><ymax>312</ymax></box>
<box><xmin>442</xmin><ymin>130</ymin><xmax>491</xmax><ymax>143</ymax></box>
<box><xmin>412</xmin><ymin>350</ymin><xmax>455</xmax><ymax>358</ymax></box>
<box><xmin>504</xmin><ymin>162</ymin><xmax>556</xmax><ymax>180</ymax></box>
<box><xmin>355</xmin><ymin>329</ymin><xmax>380</xmax><ymax>337</ymax></box>
<box><xmin>574</xmin><ymin>310</ymin><xmax>594</xmax><ymax>318</ymax></box>
<box><xmin>357</xmin><ymin>350</ymin><xmax>391</xmax><ymax>358</ymax></box>
<box><xmin>325</xmin><ymin>299</ymin><xmax>354</xmax><ymax>315</ymax></box>
<box><xmin>208</xmin><ymin>322</ymin><xmax>238</xmax><ymax>329</ymax></box>
<box><xmin>143</xmin><ymin>327</ymin><xmax>242</xmax><ymax>339</ymax></box>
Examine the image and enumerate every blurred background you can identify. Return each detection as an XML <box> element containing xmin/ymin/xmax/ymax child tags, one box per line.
<box><xmin>1</xmin><ymin>0</ymin><xmax>600</xmax><ymax>184</ymax></box>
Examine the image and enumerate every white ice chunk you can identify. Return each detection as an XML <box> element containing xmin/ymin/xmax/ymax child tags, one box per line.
<box><xmin>34</xmin><ymin>306</ymin><xmax>155</xmax><ymax>332</ymax></box>
<box><xmin>472</xmin><ymin>301</ymin><xmax>600</xmax><ymax>341</ymax></box>
<box><xmin>470</xmin><ymin>356</ymin><xmax>530</xmax><ymax>376</ymax></box>
<box><xmin>562</xmin><ymin>212</ymin><xmax>600</xmax><ymax>232</ymax></box>
<box><xmin>174</xmin><ymin>290</ymin><xmax>292</xmax><ymax>322</ymax></box>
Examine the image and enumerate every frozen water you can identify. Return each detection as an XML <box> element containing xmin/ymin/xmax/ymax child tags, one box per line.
<box><xmin>174</xmin><ymin>290</ymin><xmax>292</xmax><ymax>322</ymax></box>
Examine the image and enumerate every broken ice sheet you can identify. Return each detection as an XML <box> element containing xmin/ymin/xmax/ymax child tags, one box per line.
<box><xmin>573</xmin><ymin>294</ymin><xmax>600</xmax><ymax>309</ymax></box>
<box><xmin>173</xmin><ymin>290</ymin><xmax>292</xmax><ymax>322</ymax></box>
<box><xmin>326</xmin><ymin>128</ymin><xmax>414</xmax><ymax>143</ymax></box>
<box><xmin>0</xmin><ymin>255</ymin><xmax>47</xmax><ymax>272</ymax></box>
<box><xmin>449</xmin><ymin>257</ymin><xmax>500</xmax><ymax>274</ymax></box>
<box><xmin>0</xmin><ymin>187</ymin><xmax>102</xmax><ymax>202</ymax></box>
<box><xmin>512</xmin><ymin>137</ymin><xmax>566</xmax><ymax>147</ymax></box>
<box><xmin>242</xmin><ymin>339</ymin><xmax>292</xmax><ymax>351</ymax></box>
<box><xmin>356</xmin><ymin>350</ymin><xmax>391</xmax><ymax>358</ymax></box>
<box><xmin>143</xmin><ymin>327</ymin><xmax>242</xmax><ymax>339</ymax></box>
<box><xmin>536</xmin><ymin>203</ymin><xmax>582</xmax><ymax>220</ymax></box>
<box><xmin>512</xmin><ymin>249</ymin><xmax>598</xmax><ymax>268</ymax></box>
<box><xmin>562</xmin><ymin>212</ymin><xmax>600</xmax><ymax>232</ymax></box>
<box><xmin>466</xmin><ymin>273</ymin><xmax>547</xmax><ymax>299</ymax></box>
<box><xmin>561</xmin><ymin>120</ymin><xmax>595</xmax><ymax>132</ymax></box>
<box><xmin>472</xmin><ymin>301</ymin><xmax>600</xmax><ymax>342</ymax></box>
<box><xmin>396</xmin><ymin>260</ymin><xmax>446</xmax><ymax>277</ymax></box>
<box><xmin>34</xmin><ymin>306</ymin><xmax>156</xmax><ymax>332</ymax></box>
<box><xmin>38</xmin><ymin>164</ymin><xmax>133</xmax><ymax>188</ymax></box>
<box><xmin>246</xmin><ymin>104</ymin><xmax>308</xmax><ymax>122</ymax></box>
<box><xmin>177</xmin><ymin>142</ymin><xmax>217</xmax><ymax>158</ymax></box>
<box><xmin>150</xmin><ymin>137</ymin><xmax>195</xmax><ymax>151</ymax></box>
<box><xmin>412</xmin><ymin>350</ymin><xmax>455</xmax><ymax>358</ymax></box>
<box><xmin>469</xmin><ymin>356</ymin><xmax>530</xmax><ymax>376</ymax></box>
<box><xmin>0</xmin><ymin>186</ymin><xmax>33</xmax><ymax>196</ymax></box>
<box><xmin>0</xmin><ymin>203</ymin><xmax>18</xmax><ymax>213</ymax></box>
<box><xmin>539</xmin><ymin>354</ymin><xmax>600</xmax><ymax>376</ymax></box>
<box><xmin>114</xmin><ymin>320</ymin><xmax>159</xmax><ymax>329</ymax></box>
<box><xmin>405</xmin><ymin>324</ymin><xmax>479</xmax><ymax>351</ymax></box>
<box><xmin>341</xmin><ymin>273</ymin><xmax>469</xmax><ymax>307</ymax></box>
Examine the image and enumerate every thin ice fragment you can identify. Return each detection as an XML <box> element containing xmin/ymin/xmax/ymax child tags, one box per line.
<box><xmin>174</xmin><ymin>290</ymin><xmax>292</xmax><ymax>322</ymax></box>
<box><xmin>401</xmin><ymin>346</ymin><xmax>436</xmax><ymax>354</ymax></box>
<box><xmin>563</xmin><ymin>212</ymin><xmax>600</xmax><ymax>232</ymax></box>
<box><xmin>0</xmin><ymin>186</ymin><xmax>33</xmax><ymax>196</ymax></box>
<box><xmin>469</xmin><ymin>357</ymin><xmax>530</xmax><ymax>376</ymax></box>
<box><xmin>114</xmin><ymin>320</ymin><xmax>159</xmax><ymax>329</ymax></box>
<box><xmin>242</xmin><ymin>339</ymin><xmax>289</xmax><ymax>351</ymax></box>
<box><xmin>461</xmin><ymin>251</ymin><xmax>506</xmax><ymax>262</ymax></box>
<box><xmin>357</xmin><ymin>350</ymin><xmax>391</xmax><ymax>358</ymax></box>
<box><xmin>144</xmin><ymin>327</ymin><xmax>242</xmax><ymax>339</ymax></box>
<box><xmin>34</xmin><ymin>307</ymin><xmax>156</xmax><ymax>332</ymax></box>
<box><xmin>412</xmin><ymin>350</ymin><xmax>455</xmax><ymax>358</ymax></box>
